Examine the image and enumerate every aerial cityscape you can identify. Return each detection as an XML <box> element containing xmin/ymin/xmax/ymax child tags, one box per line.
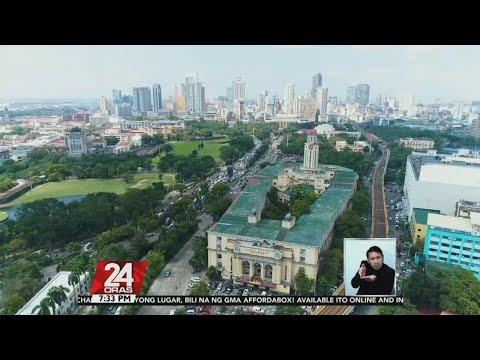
<box><xmin>1</xmin><ymin>45</ymin><xmax>480</xmax><ymax>316</ymax></box>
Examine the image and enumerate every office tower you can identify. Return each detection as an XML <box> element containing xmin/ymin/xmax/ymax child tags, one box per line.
<box><xmin>112</xmin><ymin>90</ymin><xmax>122</xmax><ymax>105</ymax></box>
<box><xmin>316</xmin><ymin>87</ymin><xmax>328</xmax><ymax>115</ymax></box>
<box><xmin>355</xmin><ymin>84</ymin><xmax>370</xmax><ymax>106</ymax></box>
<box><xmin>399</xmin><ymin>94</ymin><xmax>415</xmax><ymax>111</ymax></box>
<box><xmin>100</xmin><ymin>96</ymin><xmax>109</xmax><ymax>114</ymax></box>
<box><xmin>284</xmin><ymin>83</ymin><xmax>295</xmax><ymax>114</ymax></box>
<box><xmin>227</xmin><ymin>87</ymin><xmax>233</xmax><ymax>101</ymax></box>
<box><xmin>311</xmin><ymin>73</ymin><xmax>322</xmax><ymax>98</ymax></box>
<box><xmin>232</xmin><ymin>77</ymin><xmax>245</xmax><ymax>101</ymax></box>
<box><xmin>65</xmin><ymin>128</ymin><xmax>88</xmax><ymax>157</ymax></box>
<box><xmin>133</xmin><ymin>87</ymin><xmax>152</xmax><ymax>112</ymax></box>
<box><xmin>258</xmin><ymin>93</ymin><xmax>266</xmax><ymax>113</ymax></box>
<box><xmin>185</xmin><ymin>72</ymin><xmax>204</xmax><ymax>115</ymax></box>
<box><xmin>346</xmin><ymin>86</ymin><xmax>356</xmax><ymax>104</ymax></box>
<box><xmin>152</xmin><ymin>84</ymin><xmax>162</xmax><ymax>113</ymax></box>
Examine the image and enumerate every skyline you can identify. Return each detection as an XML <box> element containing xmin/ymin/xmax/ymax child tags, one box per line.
<box><xmin>0</xmin><ymin>45</ymin><xmax>479</xmax><ymax>103</ymax></box>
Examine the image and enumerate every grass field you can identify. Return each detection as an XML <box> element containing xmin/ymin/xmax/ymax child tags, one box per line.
<box><xmin>152</xmin><ymin>138</ymin><xmax>229</xmax><ymax>166</ymax></box>
<box><xmin>0</xmin><ymin>173</ymin><xmax>175</xmax><ymax>208</ymax></box>
<box><xmin>0</xmin><ymin>211</ymin><xmax>8</xmax><ymax>222</ymax></box>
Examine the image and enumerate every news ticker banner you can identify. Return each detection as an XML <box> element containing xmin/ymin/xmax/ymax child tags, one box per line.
<box><xmin>78</xmin><ymin>295</ymin><xmax>405</xmax><ymax>306</ymax></box>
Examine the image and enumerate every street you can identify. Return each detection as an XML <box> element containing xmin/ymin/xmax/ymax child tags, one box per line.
<box><xmin>138</xmin><ymin>213</ymin><xmax>213</xmax><ymax>315</ymax></box>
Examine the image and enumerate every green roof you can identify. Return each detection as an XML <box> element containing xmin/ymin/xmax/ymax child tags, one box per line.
<box><xmin>413</xmin><ymin>208</ymin><xmax>441</xmax><ymax>225</ymax></box>
<box><xmin>210</xmin><ymin>164</ymin><xmax>357</xmax><ymax>248</ymax></box>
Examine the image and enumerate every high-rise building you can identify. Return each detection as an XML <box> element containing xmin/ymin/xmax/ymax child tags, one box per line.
<box><xmin>316</xmin><ymin>87</ymin><xmax>328</xmax><ymax>115</ymax></box>
<box><xmin>185</xmin><ymin>72</ymin><xmax>204</xmax><ymax>115</ymax></box>
<box><xmin>122</xmin><ymin>95</ymin><xmax>134</xmax><ymax>106</ymax></box>
<box><xmin>283</xmin><ymin>83</ymin><xmax>295</xmax><ymax>114</ymax></box>
<box><xmin>258</xmin><ymin>93</ymin><xmax>266</xmax><ymax>113</ymax></box>
<box><xmin>65</xmin><ymin>128</ymin><xmax>88</xmax><ymax>157</ymax></box>
<box><xmin>399</xmin><ymin>94</ymin><xmax>415</xmax><ymax>111</ymax></box>
<box><xmin>311</xmin><ymin>73</ymin><xmax>322</xmax><ymax>98</ymax></box>
<box><xmin>152</xmin><ymin>84</ymin><xmax>162</xmax><ymax>113</ymax></box>
<box><xmin>112</xmin><ymin>90</ymin><xmax>122</xmax><ymax>105</ymax></box>
<box><xmin>346</xmin><ymin>86</ymin><xmax>356</xmax><ymax>104</ymax></box>
<box><xmin>376</xmin><ymin>95</ymin><xmax>383</xmax><ymax>106</ymax></box>
<box><xmin>3</xmin><ymin>107</ymin><xmax>9</xmax><ymax>122</ymax></box>
<box><xmin>386</xmin><ymin>97</ymin><xmax>397</xmax><ymax>109</ymax></box>
<box><xmin>471</xmin><ymin>119</ymin><xmax>480</xmax><ymax>139</ymax></box>
<box><xmin>132</xmin><ymin>87</ymin><xmax>152</xmax><ymax>112</ymax></box>
<box><xmin>329</xmin><ymin>96</ymin><xmax>338</xmax><ymax>106</ymax></box>
<box><xmin>100</xmin><ymin>96</ymin><xmax>109</xmax><ymax>114</ymax></box>
<box><xmin>453</xmin><ymin>102</ymin><xmax>464</xmax><ymax>120</ymax></box>
<box><xmin>303</xmin><ymin>131</ymin><xmax>319</xmax><ymax>170</ymax></box>
<box><xmin>226</xmin><ymin>87</ymin><xmax>233</xmax><ymax>101</ymax></box>
<box><xmin>232</xmin><ymin>77</ymin><xmax>245</xmax><ymax>101</ymax></box>
<box><xmin>293</xmin><ymin>97</ymin><xmax>317</xmax><ymax>120</ymax></box>
<box><xmin>355</xmin><ymin>84</ymin><xmax>370</xmax><ymax>107</ymax></box>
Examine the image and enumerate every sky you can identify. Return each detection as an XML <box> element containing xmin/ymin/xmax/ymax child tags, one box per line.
<box><xmin>0</xmin><ymin>45</ymin><xmax>479</xmax><ymax>103</ymax></box>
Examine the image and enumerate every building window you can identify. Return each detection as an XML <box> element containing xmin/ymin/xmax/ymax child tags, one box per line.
<box><xmin>285</xmin><ymin>266</ymin><xmax>287</xmax><ymax>281</ymax></box>
<box><xmin>430</xmin><ymin>241</ymin><xmax>438</xmax><ymax>246</ymax></box>
<box><xmin>300</xmin><ymin>249</ymin><xmax>306</xmax><ymax>255</ymax></box>
<box><xmin>418</xmin><ymin>229</ymin><xmax>421</xmax><ymax>232</ymax></box>
<box><xmin>300</xmin><ymin>256</ymin><xmax>306</xmax><ymax>262</ymax></box>
<box><xmin>217</xmin><ymin>254</ymin><xmax>222</xmax><ymax>259</ymax></box>
<box><xmin>217</xmin><ymin>262</ymin><xmax>222</xmax><ymax>270</ymax></box>
<box><xmin>452</xmin><ymin>245</ymin><xmax>461</xmax><ymax>250</ymax></box>
<box><xmin>242</xmin><ymin>261</ymin><xmax>250</xmax><ymax>275</ymax></box>
<box><xmin>217</xmin><ymin>236</ymin><xmax>221</xmax><ymax>241</ymax></box>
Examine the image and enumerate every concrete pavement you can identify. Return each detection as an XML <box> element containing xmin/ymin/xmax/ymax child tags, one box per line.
<box><xmin>138</xmin><ymin>213</ymin><xmax>213</xmax><ymax>315</ymax></box>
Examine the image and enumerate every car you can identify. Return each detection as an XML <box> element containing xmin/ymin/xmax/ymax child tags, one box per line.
<box><xmin>191</xmin><ymin>276</ymin><xmax>200</xmax><ymax>283</ymax></box>
<box><xmin>400</xmin><ymin>262</ymin><xmax>405</xmax><ymax>267</ymax></box>
<box><xmin>83</xmin><ymin>242</ymin><xmax>93</xmax><ymax>252</ymax></box>
<box><xmin>242</xmin><ymin>289</ymin><xmax>249</xmax><ymax>296</ymax></box>
<box><xmin>164</xmin><ymin>270</ymin><xmax>171</xmax><ymax>277</ymax></box>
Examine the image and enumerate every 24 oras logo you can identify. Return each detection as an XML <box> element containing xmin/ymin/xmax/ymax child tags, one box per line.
<box><xmin>91</xmin><ymin>261</ymin><xmax>148</xmax><ymax>295</ymax></box>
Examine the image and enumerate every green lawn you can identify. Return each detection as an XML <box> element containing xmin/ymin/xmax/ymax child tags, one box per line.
<box><xmin>0</xmin><ymin>211</ymin><xmax>8</xmax><ymax>222</ymax></box>
<box><xmin>152</xmin><ymin>138</ymin><xmax>229</xmax><ymax>166</ymax></box>
<box><xmin>0</xmin><ymin>173</ymin><xmax>175</xmax><ymax>208</ymax></box>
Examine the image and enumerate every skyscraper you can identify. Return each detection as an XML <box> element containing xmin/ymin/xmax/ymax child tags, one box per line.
<box><xmin>316</xmin><ymin>87</ymin><xmax>328</xmax><ymax>115</ymax></box>
<box><xmin>232</xmin><ymin>77</ymin><xmax>245</xmax><ymax>101</ymax></box>
<box><xmin>346</xmin><ymin>86</ymin><xmax>356</xmax><ymax>104</ymax></box>
<box><xmin>311</xmin><ymin>73</ymin><xmax>322</xmax><ymax>98</ymax></box>
<box><xmin>453</xmin><ymin>102</ymin><xmax>464</xmax><ymax>120</ymax></box>
<box><xmin>258</xmin><ymin>93</ymin><xmax>266</xmax><ymax>113</ymax></box>
<box><xmin>226</xmin><ymin>87</ymin><xmax>233</xmax><ymax>101</ymax></box>
<box><xmin>283</xmin><ymin>83</ymin><xmax>295</xmax><ymax>115</ymax></box>
<box><xmin>355</xmin><ymin>84</ymin><xmax>370</xmax><ymax>106</ymax></box>
<box><xmin>399</xmin><ymin>94</ymin><xmax>415</xmax><ymax>111</ymax></box>
<box><xmin>185</xmin><ymin>72</ymin><xmax>204</xmax><ymax>115</ymax></box>
<box><xmin>133</xmin><ymin>87</ymin><xmax>152</xmax><ymax>112</ymax></box>
<box><xmin>152</xmin><ymin>84</ymin><xmax>163</xmax><ymax>113</ymax></box>
<box><xmin>100</xmin><ymin>96</ymin><xmax>109</xmax><ymax>114</ymax></box>
<box><xmin>112</xmin><ymin>90</ymin><xmax>122</xmax><ymax>105</ymax></box>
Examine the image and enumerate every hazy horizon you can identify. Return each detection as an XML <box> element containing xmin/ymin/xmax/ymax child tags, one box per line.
<box><xmin>1</xmin><ymin>45</ymin><xmax>478</xmax><ymax>103</ymax></box>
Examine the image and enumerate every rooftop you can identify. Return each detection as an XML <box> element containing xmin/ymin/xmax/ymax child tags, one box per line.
<box><xmin>210</xmin><ymin>163</ymin><xmax>356</xmax><ymax>247</ymax></box>
<box><xmin>427</xmin><ymin>212</ymin><xmax>480</xmax><ymax>233</ymax></box>
<box><xmin>17</xmin><ymin>271</ymin><xmax>88</xmax><ymax>315</ymax></box>
<box><xmin>413</xmin><ymin>208</ymin><xmax>441</xmax><ymax>225</ymax></box>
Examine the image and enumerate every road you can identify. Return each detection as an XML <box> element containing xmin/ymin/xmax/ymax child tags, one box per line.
<box><xmin>372</xmin><ymin>147</ymin><xmax>390</xmax><ymax>238</ymax></box>
<box><xmin>138</xmin><ymin>213</ymin><xmax>213</xmax><ymax>315</ymax></box>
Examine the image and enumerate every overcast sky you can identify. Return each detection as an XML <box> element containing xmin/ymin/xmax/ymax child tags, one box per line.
<box><xmin>0</xmin><ymin>45</ymin><xmax>478</xmax><ymax>103</ymax></box>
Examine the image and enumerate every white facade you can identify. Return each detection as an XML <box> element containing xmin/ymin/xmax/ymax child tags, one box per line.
<box><xmin>399</xmin><ymin>94</ymin><xmax>415</xmax><ymax>111</ymax></box>
<box><xmin>283</xmin><ymin>83</ymin><xmax>295</xmax><ymax>115</ymax></box>
<box><xmin>404</xmin><ymin>156</ymin><xmax>480</xmax><ymax>218</ymax></box>
<box><xmin>232</xmin><ymin>77</ymin><xmax>245</xmax><ymax>101</ymax></box>
<box><xmin>316</xmin><ymin>87</ymin><xmax>328</xmax><ymax>115</ymax></box>
<box><xmin>17</xmin><ymin>271</ymin><xmax>90</xmax><ymax>315</ymax></box>
<box><xmin>399</xmin><ymin>137</ymin><xmax>435</xmax><ymax>150</ymax></box>
<box><xmin>314</xmin><ymin>124</ymin><xmax>334</xmax><ymax>139</ymax></box>
<box><xmin>100</xmin><ymin>96</ymin><xmax>109</xmax><ymax>114</ymax></box>
<box><xmin>303</xmin><ymin>134</ymin><xmax>319</xmax><ymax>169</ymax></box>
<box><xmin>89</xmin><ymin>113</ymin><xmax>110</xmax><ymax>127</ymax></box>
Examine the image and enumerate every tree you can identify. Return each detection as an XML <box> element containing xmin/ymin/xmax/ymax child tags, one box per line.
<box><xmin>378</xmin><ymin>298</ymin><xmax>417</xmax><ymax>315</ymax></box>
<box><xmin>48</xmin><ymin>285</ymin><xmax>70</xmax><ymax>308</ymax></box>
<box><xmin>291</xmin><ymin>200</ymin><xmax>310</xmax><ymax>218</ymax></box>
<box><xmin>189</xmin><ymin>237</ymin><xmax>208</xmax><ymax>272</ymax></box>
<box><xmin>66</xmin><ymin>242</ymin><xmax>81</xmax><ymax>256</ymax></box>
<box><xmin>275</xmin><ymin>306</ymin><xmax>304</xmax><ymax>315</ymax></box>
<box><xmin>32</xmin><ymin>297</ymin><xmax>56</xmax><ymax>315</ymax></box>
<box><xmin>123</xmin><ymin>172</ymin><xmax>134</xmax><ymax>184</ymax></box>
<box><xmin>351</xmin><ymin>189</ymin><xmax>370</xmax><ymax>217</ymax></box>
<box><xmin>205</xmin><ymin>196</ymin><xmax>232</xmax><ymax>221</ymax></box>
<box><xmin>68</xmin><ymin>271</ymin><xmax>81</xmax><ymax>305</ymax></box>
<box><xmin>210</xmin><ymin>183</ymin><xmax>230</xmax><ymax>198</ymax></box>
<box><xmin>192</xmin><ymin>150</ymin><xmax>198</xmax><ymax>157</ymax></box>
<box><xmin>158</xmin><ymin>173</ymin><xmax>163</xmax><ymax>182</ymax></box>
<box><xmin>163</xmin><ymin>144</ymin><xmax>173</xmax><ymax>155</ymax></box>
<box><xmin>176</xmin><ymin>184</ymin><xmax>187</xmax><ymax>196</ymax></box>
<box><xmin>2</xmin><ymin>295</ymin><xmax>26</xmax><ymax>315</ymax></box>
<box><xmin>294</xmin><ymin>268</ymin><xmax>314</xmax><ymax>295</ymax></box>
<box><xmin>207</xmin><ymin>265</ymin><xmax>221</xmax><ymax>281</ymax></box>
<box><xmin>191</xmin><ymin>281</ymin><xmax>210</xmax><ymax>296</ymax></box>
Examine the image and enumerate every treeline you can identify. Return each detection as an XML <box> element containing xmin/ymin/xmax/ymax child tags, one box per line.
<box><xmin>0</xmin><ymin>151</ymin><xmax>152</xmax><ymax>183</ymax></box>
<box><xmin>219</xmin><ymin>135</ymin><xmax>255</xmax><ymax>165</ymax></box>
<box><xmin>385</xmin><ymin>143</ymin><xmax>412</xmax><ymax>185</ymax></box>
<box><xmin>364</xmin><ymin>125</ymin><xmax>478</xmax><ymax>151</ymax></box>
<box><xmin>157</xmin><ymin>154</ymin><xmax>217</xmax><ymax>182</ymax></box>
<box><xmin>248</xmin><ymin>142</ymin><xmax>269</xmax><ymax>167</ymax></box>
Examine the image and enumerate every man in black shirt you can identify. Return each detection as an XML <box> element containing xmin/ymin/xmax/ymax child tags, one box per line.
<box><xmin>351</xmin><ymin>245</ymin><xmax>395</xmax><ymax>295</ymax></box>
